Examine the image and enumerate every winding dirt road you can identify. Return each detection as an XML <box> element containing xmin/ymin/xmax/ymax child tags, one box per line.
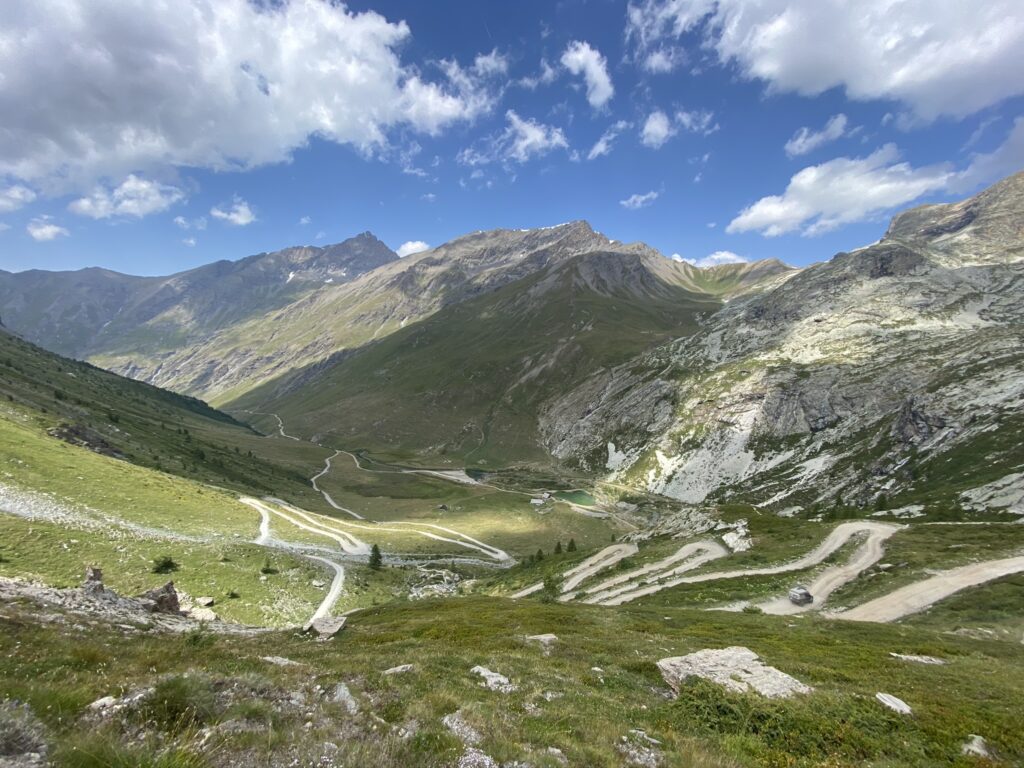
<box><xmin>831</xmin><ymin>555</ymin><xmax>1024</xmax><ymax>623</ymax></box>
<box><xmin>756</xmin><ymin>523</ymin><xmax>902</xmax><ymax>615</ymax></box>
<box><xmin>510</xmin><ymin>543</ymin><xmax>638</xmax><ymax>598</ymax></box>
<box><xmin>579</xmin><ymin>541</ymin><xmax>730</xmax><ymax>606</ymax></box>
<box><xmin>244</xmin><ymin>497</ymin><xmax>348</xmax><ymax>624</ymax></box>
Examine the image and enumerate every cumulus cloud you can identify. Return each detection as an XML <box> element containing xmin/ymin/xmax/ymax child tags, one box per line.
<box><xmin>785</xmin><ymin>114</ymin><xmax>849</xmax><ymax>157</ymax></box>
<box><xmin>0</xmin><ymin>0</ymin><xmax>505</xmax><ymax>190</ymax></box>
<box><xmin>641</xmin><ymin>109</ymin><xmax>716</xmax><ymax>148</ymax></box>
<box><xmin>729</xmin><ymin>118</ymin><xmax>1024</xmax><ymax>236</ymax></box>
<box><xmin>68</xmin><ymin>175</ymin><xmax>185</xmax><ymax>219</ymax></box>
<box><xmin>0</xmin><ymin>185</ymin><xmax>36</xmax><ymax>213</ymax></box>
<box><xmin>624</xmin><ymin>0</ymin><xmax>1024</xmax><ymax>121</ymax></box>
<box><xmin>396</xmin><ymin>240</ymin><xmax>430</xmax><ymax>257</ymax></box>
<box><xmin>672</xmin><ymin>250</ymin><xmax>748</xmax><ymax>267</ymax></box>
<box><xmin>641</xmin><ymin>111</ymin><xmax>675</xmax><ymax>148</ymax></box>
<box><xmin>27</xmin><ymin>215</ymin><xmax>69</xmax><ymax>241</ymax></box>
<box><xmin>182</xmin><ymin>237</ymin><xmax>197</xmax><ymax>247</ymax></box>
<box><xmin>728</xmin><ymin>144</ymin><xmax>953</xmax><ymax>236</ymax></box>
<box><xmin>210</xmin><ymin>197</ymin><xmax>257</xmax><ymax>226</ymax></box>
<box><xmin>299</xmin><ymin>215</ymin><xmax>312</xmax><ymax>225</ymax></box>
<box><xmin>620</xmin><ymin>190</ymin><xmax>659</xmax><ymax>209</ymax></box>
<box><xmin>560</xmin><ymin>41</ymin><xmax>614</xmax><ymax>109</ymax></box>
<box><xmin>458</xmin><ymin>111</ymin><xmax>568</xmax><ymax>166</ymax></box>
<box><xmin>0</xmin><ymin>223</ymin><xmax>10</xmax><ymax>232</ymax></box>
<box><xmin>588</xmin><ymin>121</ymin><xmax>631</xmax><ymax>160</ymax></box>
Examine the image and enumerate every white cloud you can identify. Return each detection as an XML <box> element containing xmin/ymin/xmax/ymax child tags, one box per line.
<box><xmin>676</xmin><ymin>109</ymin><xmax>718</xmax><ymax>135</ymax></box>
<box><xmin>642</xmin><ymin>47</ymin><xmax>686</xmax><ymax>73</ymax></box>
<box><xmin>470</xmin><ymin>49</ymin><xmax>509</xmax><ymax>78</ymax></box>
<box><xmin>299</xmin><ymin>215</ymin><xmax>312</xmax><ymax>225</ymax></box>
<box><xmin>396</xmin><ymin>240</ymin><xmax>430</xmax><ymax>257</ymax></box>
<box><xmin>519</xmin><ymin>59</ymin><xmax>558</xmax><ymax>90</ymax></box>
<box><xmin>27</xmin><ymin>215</ymin><xmax>69</xmax><ymax>241</ymax></box>
<box><xmin>458</xmin><ymin>110</ymin><xmax>568</xmax><ymax>166</ymax></box>
<box><xmin>0</xmin><ymin>223</ymin><xmax>11</xmax><ymax>232</ymax></box>
<box><xmin>729</xmin><ymin>118</ymin><xmax>1024</xmax><ymax>237</ymax></box>
<box><xmin>620</xmin><ymin>190</ymin><xmax>659</xmax><ymax>209</ymax></box>
<box><xmin>672</xmin><ymin>250</ymin><xmax>749</xmax><ymax>268</ymax></box>
<box><xmin>315</xmin><ymin>230</ymin><xmax>326</xmax><ymax>240</ymax></box>
<box><xmin>210</xmin><ymin>197</ymin><xmax>257</xmax><ymax>226</ymax></box>
<box><xmin>641</xmin><ymin>109</ymin><xmax>715</xmax><ymax>148</ymax></box>
<box><xmin>641</xmin><ymin>111</ymin><xmax>675</xmax><ymax>148</ymax></box>
<box><xmin>174</xmin><ymin>215</ymin><xmax>207</xmax><ymax>230</ymax></box>
<box><xmin>182</xmin><ymin>237</ymin><xmax>196</xmax><ymax>247</ymax></box>
<box><xmin>0</xmin><ymin>0</ymin><xmax>505</xmax><ymax>190</ymax></box>
<box><xmin>421</xmin><ymin>192</ymin><xmax>437</xmax><ymax>202</ymax></box>
<box><xmin>625</xmin><ymin>0</ymin><xmax>1024</xmax><ymax>121</ymax></box>
<box><xmin>785</xmin><ymin>114</ymin><xmax>849</xmax><ymax>157</ymax></box>
<box><xmin>68</xmin><ymin>175</ymin><xmax>184</xmax><ymax>219</ymax></box>
<box><xmin>0</xmin><ymin>185</ymin><xmax>36</xmax><ymax>213</ymax></box>
<box><xmin>560</xmin><ymin>41</ymin><xmax>614</xmax><ymax>109</ymax></box>
<box><xmin>588</xmin><ymin>120</ymin><xmax>631</xmax><ymax>160</ymax></box>
<box><xmin>727</xmin><ymin>144</ymin><xmax>954</xmax><ymax>236</ymax></box>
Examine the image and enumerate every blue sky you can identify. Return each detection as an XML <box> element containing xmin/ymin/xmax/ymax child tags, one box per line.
<box><xmin>1</xmin><ymin>0</ymin><xmax>1022</xmax><ymax>274</ymax></box>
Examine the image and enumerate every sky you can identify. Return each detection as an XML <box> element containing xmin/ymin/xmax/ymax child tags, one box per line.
<box><xmin>1</xmin><ymin>0</ymin><xmax>1023</xmax><ymax>275</ymax></box>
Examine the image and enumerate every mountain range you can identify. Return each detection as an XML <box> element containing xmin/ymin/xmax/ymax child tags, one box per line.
<box><xmin>2</xmin><ymin>172</ymin><xmax>1022</xmax><ymax>514</ymax></box>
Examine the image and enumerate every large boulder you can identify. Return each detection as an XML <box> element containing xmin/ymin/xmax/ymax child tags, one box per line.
<box><xmin>303</xmin><ymin>616</ymin><xmax>346</xmax><ymax>639</ymax></box>
<box><xmin>137</xmin><ymin>582</ymin><xmax>181</xmax><ymax>614</ymax></box>
<box><xmin>657</xmin><ymin>647</ymin><xmax>812</xmax><ymax>699</ymax></box>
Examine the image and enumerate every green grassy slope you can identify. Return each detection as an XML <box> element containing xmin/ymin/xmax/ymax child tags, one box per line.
<box><xmin>229</xmin><ymin>251</ymin><xmax>727</xmax><ymax>467</ymax></box>
<box><xmin>2</xmin><ymin>594</ymin><xmax>1022</xmax><ymax>767</ymax></box>
<box><xmin>0</xmin><ymin>327</ymin><xmax>327</xmax><ymax>503</ymax></box>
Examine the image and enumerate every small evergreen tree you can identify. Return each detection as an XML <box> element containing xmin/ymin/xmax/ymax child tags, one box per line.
<box><xmin>540</xmin><ymin>574</ymin><xmax>559</xmax><ymax>603</ymax></box>
<box><xmin>536</xmin><ymin>548</ymin><xmax>544</xmax><ymax>562</ymax></box>
<box><xmin>554</xmin><ymin>541</ymin><xmax>562</xmax><ymax>555</ymax></box>
<box><xmin>567</xmin><ymin>538</ymin><xmax>576</xmax><ymax>552</ymax></box>
<box><xmin>369</xmin><ymin>543</ymin><xmax>383</xmax><ymax>570</ymax></box>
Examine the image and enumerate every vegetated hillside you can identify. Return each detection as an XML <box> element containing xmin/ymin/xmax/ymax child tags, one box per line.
<box><xmin>0</xmin><ymin>231</ymin><xmax>397</xmax><ymax>371</ymax></box>
<box><xmin>0</xmin><ymin>325</ymin><xmax>320</xmax><ymax>500</ymax></box>
<box><xmin>543</xmin><ymin>172</ymin><xmax>1024</xmax><ymax>513</ymax></box>
<box><xmin>227</xmin><ymin>249</ymin><xmax>794</xmax><ymax>465</ymax></box>
<box><xmin>3</xmin><ymin>591</ymin><xmax>1024</xmax><ymax>767</ymax></box>
<box><xmin>100</xmin><ymin>221</ymin><xmax>649</xmax><ymax>404</ymax></box>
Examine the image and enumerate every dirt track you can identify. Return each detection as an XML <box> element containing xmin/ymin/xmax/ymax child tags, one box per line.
<box><xmin>831</xmin><ymin>555</ymin><xmax>1024</xmax><ymax>623</ymax></box>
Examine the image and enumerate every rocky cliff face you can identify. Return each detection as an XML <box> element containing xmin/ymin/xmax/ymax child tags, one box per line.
<box><xmin>542</xmin><ymin>173</ymin><xmax>1024</xmax><ymax>512</ymax></box>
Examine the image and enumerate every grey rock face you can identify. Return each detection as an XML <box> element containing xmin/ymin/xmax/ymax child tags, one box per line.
<box><xmin>542</xmin><ymin>172</ymin><xmax>1024</xmax><ymax>508</ymax></box>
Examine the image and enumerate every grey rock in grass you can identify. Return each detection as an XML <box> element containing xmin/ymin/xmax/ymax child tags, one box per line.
<box><xmin>457</xmin><ymin>748</ymin><xmax>498</xmax><ymax>768</ymax></box>
<box><xmin>303</xmin><ymin>615</ymin><xmax>346</xmax><ymax>639</ymax></box>
<box><xmin>470</xmin><ymin>665</ymin><xmax>516</xmax><ymax>693</ymax></box>
<box><xmin>889</xmin><ymin>652</ymin><xmax>945</xmax><ymax>665</ymax></box>
<box><xmin>875</xmin><ymin>692</ymin><xmax>912</xmax><ymax>715</ymax></box>
<box><xmin>657</xmin><ymin>647</ymin><xmax>812</xmax><ymax>699</ymax></box>
<box><xmin>137</xmin><ymin>582</ymin><xmax>181</xmax><ymax>614</ymax></box>
<box><xmin>961</xmin><ymin>734</ymin><xmax>991</xmax><ymax>758</ymax></box>
<box><xmin>443</xmin><ymin>711</ymin><xmax>482</xmax><ymax>745</ymax></box>
<box><xmin>189</xmin><ymin>607</ymin><xmax>217</xmax><ymax>622</ymax></box>
<box><xmin>383</xmin><ymin>664</ymin><xmax>415</xmax><ymax>676</ymax></box>
<box><xmin>526</xmin><ymin>633</ymin><xmax>559</xmax><ymax>655</ymax></box>
<box><xmin>260</xmin><ymin>656</ymin><xmax>303</xmax><ymax>667</ymax></box>
<box><xmin>330</xmin><ymin>683</ymin><xmax>359</xmax><ymax>715</ymax></box>
<box><xmin>196</xmin><ymin>596</ymin><xmax>215</xmax><ymax>607</ymax></box>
